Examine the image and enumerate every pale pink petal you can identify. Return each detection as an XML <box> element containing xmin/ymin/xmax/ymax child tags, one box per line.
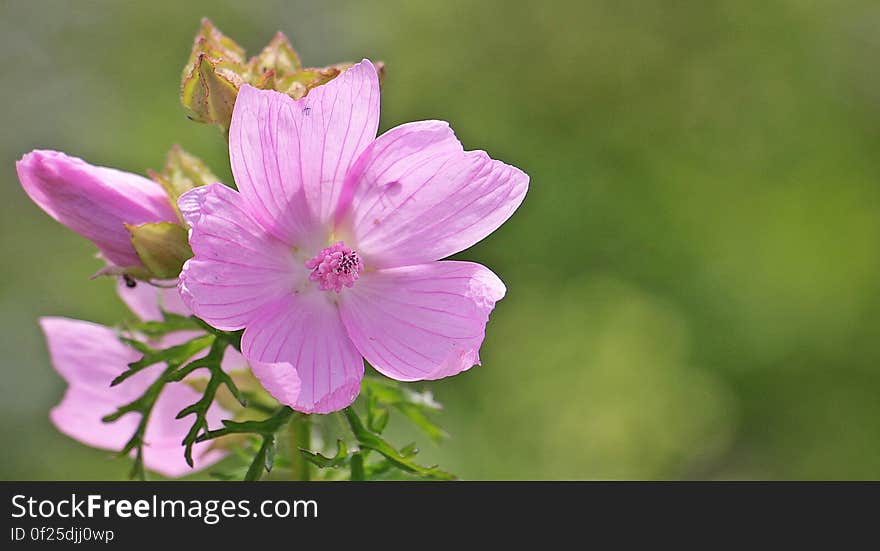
<box><xmin>241</xmin><ymin>293</ymin><xmax>363</xmax><ymax>413</ymax></box>
<box><xmin>116</xmin><ymin>278</ymin><xmax>190</xmax><ymax>321</ymax></box>
<box><xmin>40</xmin><ymin>317</ymin><xmax>149</xmax><ymax>398</ymax></box>
<box><xmin>48</xmin><ymin>371</ymin><xmax>226</xmax><ymax>478</ymax></box>
<box><xmin>229</xmin><ymin>60</ymin><xmax>380</xmax><ymax>247</ymax></box>
<box><xmin>221</xmin><ymin>347</ymin><xmax>249</xmax><ymax>374</ymax></box>
<box><xmin>50</xmin><ymin>386</ymin><xmax>138</xmax><ymax>450</ymax></box>
<box><xmin>337</xmin><ymin>121</ymin><xmax>528</xmax><ymax>268</ymax></box>
<box><xmin>42</xmin><ymin>318</ymin><xmax>229</xmax><ymax>475</ymax></box>
<box><xmin>141</xmin><ymin>382</ymin><xmax>227</xmax><ymax>477</ymax></box>
<box><xmin>339</xmin><ymin>261</ymin><xmax>506</xmax><ymax>381</ymax></box>
<box><xmin>178</xmin><ymin>183</ymin><xmax>299</xmax><ymax>331</ymax></box>
<box><xmin>249</xmin><ymin>360</ymin><xmax>301</xmax><ymax>407</ymax></box>
<box><xmin>17</xmin><ymin>150</ymin><xmax>177</xmax><ymax>268</ymax></box>
<box><xmin>139</xmin><ymin>445</ymin><xmax>226</xmax><ymax>478</ymax></box>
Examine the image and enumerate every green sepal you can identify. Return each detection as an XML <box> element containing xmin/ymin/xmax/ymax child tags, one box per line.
<box><xmin>126</xmin><ymin>222</ymin><xmax>193</xmax><ymax>280</ymax></box>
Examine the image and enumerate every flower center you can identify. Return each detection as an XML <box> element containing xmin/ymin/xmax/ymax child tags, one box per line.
<box><xmin>305</xmin><ymin>241</ymin><xmax>364</xmax><ymax>292</ymax></box>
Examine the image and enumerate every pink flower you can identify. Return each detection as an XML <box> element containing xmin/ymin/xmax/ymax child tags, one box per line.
<box><xmin>178</xmin><ymin>59</ymin><xmax>528</xmax><ymax>414</ymax></box>
<box><xmin>43</xmin><ymin>281</ymin><xmax>244</xmax><ymax>477</ymax></box>
<box><xmin>17</xmin><ymin>150</ymin><xmax>178</xmax><ymax>269</ymax></box>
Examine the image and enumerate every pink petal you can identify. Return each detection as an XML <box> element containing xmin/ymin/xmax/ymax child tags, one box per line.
<box><xmin>17</xmin><ymin>150</ymin><xmax>178</xmax><ymax>267</ymax></box>
<box><xmin>48</xmin><ymin>373</ymin><xmax>226</xmax><ymax>478</ymax></box>
<box><xmin>178</xmin><ymin>183</ymin><xmax>299</xmax><ymax>331</ymax></box>
<box><xmin>50</xmin><ymin>386</ymin><xmax>138</xmax><ymax>451</ymax></box>
<box><xmin>241</xmin><ymin>293</ymin><xmax>363</xmax><ymax>413</ymax></box>
<box><xmin>249</xmin><ymin>360</ymin><xmax>302</xmax><ymax>407</ymax></box>
<box><xmin>229</xmin><ymin>60</ymin><xmax>380</xmax><ymax>247</ymax></box>
<box><xmin>338</xmin><ymin>261</ymin><xmax>506</xmax><ymax>381</ymax></box>
<box><xmin>41</xmin><ymin>317</ymin><xmax>228</xmax><ymax>476</ymax></box>
<box><xmin>220</xmin><ymin>347</ymin><xmax>249</xmax><ymax>374</ymax></box>
<box><xmin>141</xmin><ymin>382</ymin><xmax>227</xmax><ymax>477</ymax></box>
<box><xmin>337</xmin><ymin>121</ymin><xmax>528</xmax><ymax>268</ymax></box>
<box><xmin>139</xmin><ymin>445</ymin><xmax>226</xmax><ymax>479</ymax></box>
<box><xmin>116</xmin><ymin>278</ymin><xmax>190</xmax><ymax>322</ymax></box>
<box><xmin>40</xmin><ymin>317</ymin><xmax>148</xmax><ymax>398</ymax></box>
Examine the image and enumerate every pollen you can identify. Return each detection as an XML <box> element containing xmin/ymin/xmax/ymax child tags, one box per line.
<box><xmin>305</xmin><ymin>241</ymin><xmax>364</xmax><ymax>292</ymax></box>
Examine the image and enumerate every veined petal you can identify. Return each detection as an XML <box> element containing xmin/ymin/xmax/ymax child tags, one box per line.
<box><xmin>178</xmin><ymin>183</ymin><xmax>299</xmax><ymax>331</ymax></box>
<box><xmin>249</xmin><ymin>360</ymin><xmax>301</xmax><ymax>407</ymax></box>
<box><xmin>339</xmin><ymin>261</ymin><xmax>506</xmax><ymax>381</ymax></box>
<box><xmin>337</xmin><ymin>121</ymin><xmax>528</xmax><ymax>267</ymax></box>
<box><xmin>17</xmin><ymin>150</ymin><xmax>178</xmax><ymax>267</ymax></box>
<box><xmin>241</xmin><ymin>293</ymin><xmax>363</xmax><ymax>413</ymax></box>
<box><xmin>229</xmin><ymin>60</ymin><xmax>380</xmax><ymax>247</ymax></box>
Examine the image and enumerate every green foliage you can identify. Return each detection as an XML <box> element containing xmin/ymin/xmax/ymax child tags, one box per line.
<box><xmin>342</xmin><ymin>407</ymin><xmax>455</xmax><ymax>480</ymax></box>
<box><xmin>362</xmin><ymin>377</ymin><xmax>448</xmax><ymax>443</ymax></box>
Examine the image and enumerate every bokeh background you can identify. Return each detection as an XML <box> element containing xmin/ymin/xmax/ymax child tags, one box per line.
<box><xmin>2</xmin><ymin>0</ymin><xmax>879</xmax><ymax>480</ymax></box>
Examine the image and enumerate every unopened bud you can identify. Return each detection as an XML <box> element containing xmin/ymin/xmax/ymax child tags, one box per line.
<box><xmin>149</xmin><ymin>145</ymin><xmax>220</xmax><ymax>218</ymax></box>
<box><xmin>126</xmin><ymin>222</ymin><xmax>193</xmax><ymax>280</ymax></box>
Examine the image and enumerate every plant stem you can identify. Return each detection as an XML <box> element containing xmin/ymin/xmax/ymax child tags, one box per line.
<box><xmin>288</xmin><ymin>413</ymin><xmax>311</xmax><ymax>481</ymax></box>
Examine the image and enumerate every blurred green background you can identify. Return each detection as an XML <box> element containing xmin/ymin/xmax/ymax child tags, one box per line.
<box><xmin>2</xmin><ymin>0</ymin><xmax>880</xmax><ymax>480</ymax></box>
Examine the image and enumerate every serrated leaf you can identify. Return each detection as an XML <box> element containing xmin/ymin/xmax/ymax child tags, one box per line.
<box><xmin>245</xmin><ymin>435</ymin><xmax>274</xmax><ymax>481</ymax></box>
<box><xmin>299</xmin><ymin>440</ymin><xmax>349</xmax><ymax>469</ymax></box>
<box><xmin>343</xmin><ymin>408</ymin><xmax>455</xmax><ymax>480</ymax></box>
<box><xmin>361</xmin><ymin>377</ymin><xmax>447</xmax><ymax>442</ymax></box>
<box><xmin>265</xmin><ymin>438</ymin><xmax>276</xmax><ymax>472</ymax></box>
<box><xmin>127</xmin><ymin>315</ymin><xmax>200</xmax><ymax>339</ymax></box>
<box><xmin>394</xmin><ymin>403</ymin><xmax>448</xmax><ymax>443</ymax></box>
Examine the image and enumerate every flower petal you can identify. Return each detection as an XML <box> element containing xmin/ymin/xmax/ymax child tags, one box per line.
<box><xmin>241</xmin><ymin>293</ymin><xmax>363</xmax><ymax>413</ymax></box>
<box><xmin>178</xmin><ymin>183</ymin><xmax>299</xmax><ymax>331</ymax></box>
<box><xmin>337</xmin><ymin>121</ymin><xmax>528</xmax><ymax>267</ymax></box>
<box><xmin>141</xmin><ymin>382</ymin><xmax>228</xmax><ymax>477</ymax></box>
<box><xmin>48</xmin><ymin>372</ymin><xmax>226</xmax><ymax>478</ymax></box>
<box><xmin>50</xmin><ymin>386</ymin><xmax>139</xmax><ymax>451</ymax></box>
<box><xmin>40</xmin><ymin>317</ymin><xmax>147</xmax><ymax>397</ymax></box>
<box><xmin>229</xmin><ymin>60</ymin><xmax>380</xmax><ymax>247</ymax></box>
<box><xmin>17</xmin><ymin>150</ymin><xmax>178</xmax><ymax>267</ymax></box>
<box><xmin>339</xmin><ymin>261</ymin><xmax>506</xmax><ymax>381</ymax></box>
<box><xmin>42</xmin><ymin>317</ymin><xmax>228</xmax><ymax>476</ymax></box>
<box><xmin>249</xmin><ymin>360</ymin><xmax>302</xmax><ymax>407</ymax></box>
<box><xmin>116</xmin><ymin>278</ymin><xmax>190</xmax><ymax>322</ymax></box>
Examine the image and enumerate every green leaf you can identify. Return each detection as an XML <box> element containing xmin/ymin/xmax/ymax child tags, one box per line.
<box><xmin>394</xmin><ymin>403</ymin><xmax>448</xmax><ymax>443</ymax></box>
<box><xmin>361</xmin><ymin>377</ymin><xmax>448</xmax><ymax>443</ymax></box>
<box><xmin>299</xmin><ymin>440</ymin><xmax>348</xmax><ymax>469</ymax></box>
<box><xmin>198</xmin><ymin>408</ymin><xmax>293</xmax><ymax>441</ymax></box>
<box><xmin>245</xmin><ymin>435</ymin><xmax>274</xmax><ymax>481</ymax></box>
<box><xmin>343</xmin><ymin>408</ymin><xmax>455</xmax><ymax>480</ymax></box>
<box><xmin>127</xmin><ymin>314</ymin><xmax>200</xmax><ymax>339</ymax></box>
<box><xmin>366</xmin><ymin>393</ymin><xmax>390</xmax><ymax>434</ymax></box>
<box><xmin>350</xmin><ymin>452</ymin><xmax>365</xmax><ymax>481</ymax></box>
<box><xmin>111</xmin><ymin>334</ymin><xmax>213</xmax><ymax>387</ymax></box>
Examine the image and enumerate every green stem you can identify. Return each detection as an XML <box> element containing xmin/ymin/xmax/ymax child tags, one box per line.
<box><xmin>288</xmin><ymin>413</ymin><xmax>311</xmax><ymax>481</ymax></box>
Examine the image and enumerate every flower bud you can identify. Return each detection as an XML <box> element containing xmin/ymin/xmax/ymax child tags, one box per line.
<box><xmin>17</xmin><ymin>150</ymin><xmax>178</xmax><ymax>270</ymax></box>
<box><xmin>148</xmin><ymin>145</ymin><xmax>220</xmax><ymax>217</ymax></box>
<box><xmin>180</xmin><ymin>19</ymin><xmax>386</xmax><ymax>130</ymax></box>
<box><xmin>181</xmin><ymin>53</ymin><xmax>243</xmax><ymax>132</ymax></box>
<box><xmin>180</xmin><ymin>19</ymin><xmax>247</xmax><ymax>131</ymax></box>
<box><xmin>126</xmin><ymin>222</ymin><xmax>193</xmax><ymax>280</ymax></box>
<box><xmin>248</xmin><ymin>31</ymin><xmax>302</xmax><ymax>78</ymax></box>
